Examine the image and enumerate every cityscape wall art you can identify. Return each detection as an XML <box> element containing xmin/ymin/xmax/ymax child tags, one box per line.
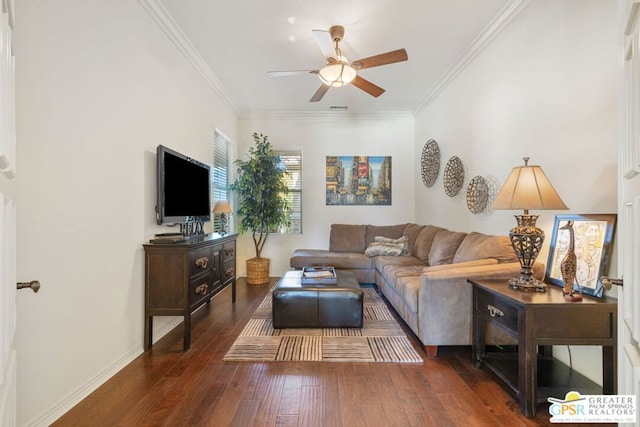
<box><xmin>326</xmin><ymin>156</ymin><xmax>392</xmax><ymax>206</ymax></box>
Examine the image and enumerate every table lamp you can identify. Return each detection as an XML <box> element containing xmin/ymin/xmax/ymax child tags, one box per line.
<box><xmin>491</xmin><ymin>157</ymin><xmax>568</xmax><ymax>291</ymax></box>
<box><xmin>212</xmin><ymin>200</ymin><xmax>232</xmax><ymax>235</ymax></box>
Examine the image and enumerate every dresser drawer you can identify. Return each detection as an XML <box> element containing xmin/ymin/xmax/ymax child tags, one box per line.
<box><xmin>476</xmin><ymin>290</ymin><xmax>519</xmax><ymax>336</ymax></box>
<box><xmin>189</xmin><ymin>247</ymin><xmax>212</xmax><ymax>278</ymax></box>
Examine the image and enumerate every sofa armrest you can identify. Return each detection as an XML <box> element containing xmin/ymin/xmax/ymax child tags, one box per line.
<box><xmin>417</xmin><ymin>262</ymin><xmax>544</xmax><ymax>346</ymax></box>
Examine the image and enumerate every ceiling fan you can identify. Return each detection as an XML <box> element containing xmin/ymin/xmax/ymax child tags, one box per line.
<box><xmin>268</xmin><ymin>25</ymin><xmax>408</xmax><ymax>102</ymax></box>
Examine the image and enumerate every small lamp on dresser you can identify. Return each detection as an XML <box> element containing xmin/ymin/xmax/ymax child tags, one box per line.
<box><xmin>491</xmin><ymin>157</ymin><xmax>568</xmax><ymax>292</ymax></box>
<box><xmin>212</xmin><ymin>200</ymin><xmax>232</xmax><ymax>235</ymax></box>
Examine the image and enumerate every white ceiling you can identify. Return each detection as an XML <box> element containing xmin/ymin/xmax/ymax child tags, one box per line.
<box><xmin>159</xmin><ymin>0</ymin><xmax>520</xmax><ymax>115</ymax></box>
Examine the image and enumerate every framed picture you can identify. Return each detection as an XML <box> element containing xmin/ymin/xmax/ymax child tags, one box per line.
<box><xmin>326</xmin><ymin>156</ymin><xmax>392</xmax><ymax>205</ymax></box>
<box><xmin>544</xmin><ymin>214</ymin><xmax>617</xmax><ymax>298</ymax></box>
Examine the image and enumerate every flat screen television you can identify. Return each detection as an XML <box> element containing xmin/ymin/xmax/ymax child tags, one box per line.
<box><xmin>156</xmin><ymin>145</ymin><xmax>211</xmax><ymax>225</ymax></box>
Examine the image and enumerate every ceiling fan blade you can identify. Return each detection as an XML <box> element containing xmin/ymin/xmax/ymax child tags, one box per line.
<box><xmin>351</xmin><ymin>49</ymin><xmax>408</xmax><ymax>70</ymax></box>
<box><xmin>351</xmin><ymin>75</ymin><xmax>385</xmax><ymax>98</ymax></box>
<box><xmin>309</xmin><ymin>84</ymin><xmax>330</xmax><ymax>102</ymax></box>
<box><xmin>312</xmin><ymin>29</ymin><xmax>335</xmax><ymax>59</ymax></box>
<box><xmin>268</xmin><ymin>70</ymin><xmax>319</xmax><ymax>77</ymax></box>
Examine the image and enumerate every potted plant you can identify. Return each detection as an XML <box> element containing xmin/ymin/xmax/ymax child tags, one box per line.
<box><xmin>230</xmin><ymin>133</ymin><xmax>290</xmax><ymax>284</ymax></box>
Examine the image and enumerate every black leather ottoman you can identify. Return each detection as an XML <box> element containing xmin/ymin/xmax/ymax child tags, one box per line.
<box><xmin>272</xmin><ymin>270</ymin><xmax>363</xmax><ymax>328</ymax></box>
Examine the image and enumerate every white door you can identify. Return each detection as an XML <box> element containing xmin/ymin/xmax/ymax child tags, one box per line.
<box><xmin>0</xmin><ymin>0</ymin><xmax>16</xmax><ymax>424</ymax></box>
<box><xmin>619</xmin><ymin>1</ymin><xmax>640</xmax><ymax>426</ymax></box>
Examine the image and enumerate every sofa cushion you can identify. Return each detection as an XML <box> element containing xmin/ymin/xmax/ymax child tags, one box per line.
<box><xmin>329</xmin><ymin>224</ymin><xmax>367</xmax><ymax>252</ymax></box>
<box><xmin>394</xmin><ymin>275</ymin><xmax>421</xmax><ymax>314</ymax></box>
<box><xmin>452</xmin><ymin>232</ymin><xmax>518</xmax><ymax>264</ymax></box>
<box><xmin>403</xmin><ymin>223</ymin><xmax>425</xmax><ymax>256</ymax></box>
<box><xmin>290</xmin><ymin>249</ymin><xmax>373</xmax><ymax>270</ymax></box>
<box><xmin>365</xmin><ymin>224</ymin><xmax>407</xmax><ymax>248</ymax></box>
<box><xmin>373</xmin><ymin>255</ymin><xmax>426</xmax><ymax>273</ymax></box>
<box><xmin>428</xmin><ymin>230</ymin><xmax>468</xmax><ymax>266</ymax></box>
<box><xmin>383</xmin><ymin>264</ymin><xmax>425</xmax><ymax>288</ymax></box>
<box><xmin>413</xmin><ymin>225</ymin><xmax>445</xmax><ymax>263</ymax></box>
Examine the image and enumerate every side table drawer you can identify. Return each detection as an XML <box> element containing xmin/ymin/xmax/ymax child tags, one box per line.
<box><xmin>476</xmin><ymin>290</ymin><xmax>519</xmax><ymax>335</ymax></box>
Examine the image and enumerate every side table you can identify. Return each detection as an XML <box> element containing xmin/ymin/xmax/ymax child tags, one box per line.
<box><xmin>469</xmin><ymin>278</ymin><xmax>617</xmax><ymax>418</ymax></box>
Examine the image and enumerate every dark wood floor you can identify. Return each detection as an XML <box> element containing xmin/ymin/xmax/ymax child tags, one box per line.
<box><xmin>53</xmin><ymin>278</ymin><xmax>612</xmax><ymax>426</ymax></box>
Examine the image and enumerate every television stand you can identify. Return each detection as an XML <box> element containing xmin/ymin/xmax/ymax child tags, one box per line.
<box><xmin>143</xmin><ymin>233</ymin><xmax>237</xmax><ymax>351</ymax></box>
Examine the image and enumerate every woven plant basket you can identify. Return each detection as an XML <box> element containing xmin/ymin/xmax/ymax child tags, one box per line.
<box><xmin>246</xmin><ymin>257</ymin><xmax>270</xmax><ymax>285</ymax></box>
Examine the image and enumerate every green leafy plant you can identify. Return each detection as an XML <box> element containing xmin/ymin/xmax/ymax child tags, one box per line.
<box><xmin>230</xmin><ymin>133</ymin><xmax>290</xmax><ymax>258</ymax></box>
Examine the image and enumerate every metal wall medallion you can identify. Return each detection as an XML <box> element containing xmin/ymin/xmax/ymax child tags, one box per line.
<box><xmin>443</xmin><ymin>156</ymin><xmax>464</xmax><ymax>197</ymax></box>
<box><xmin>466</xmin><ymin>175</ymin><xmax>489</xmax><ymax>214</ymax></box>
<box><xmin>420</xmin><ymin>139</ymin><xmax>440</xmax><ymax>188</ymax></box>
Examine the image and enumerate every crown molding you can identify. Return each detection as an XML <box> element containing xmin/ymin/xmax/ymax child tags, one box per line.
<box><xmin>238</xmin><ymin>110</ymin><xmax>415</xmax><ymax>121</ymax></box>
<box><xmin>414</xmin><ymin>0</ymin><xmax>532</xmax><ymax>115</ymax></box>
<box><xmin>137</xmin><ymin>0</ymin><xmax>239</xmax><ymax>116</ymax></box>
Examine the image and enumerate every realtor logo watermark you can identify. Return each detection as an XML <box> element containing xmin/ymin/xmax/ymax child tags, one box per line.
<box><xmin>548</xmin><ymin>391</ymin><xmax>636</xmax><ymax>423</ymax></box>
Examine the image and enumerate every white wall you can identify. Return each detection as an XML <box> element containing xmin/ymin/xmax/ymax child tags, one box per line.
<box><xmin>9</xmin><ymin>0</ymin><xmax>618</xmax><ymax>423</ymax></box>
<box><xmin>237</xmin><ymin>113</ymin><xmax>415</xmax><ymax>276</ymax></box>
<box><xmin>13</xmin><ymin>1</ymin><xmax>237</xmax><ymax>425</ymax></box>
<box><xmin>414</xmin><ymin>0</ymin><xmax>617</xmax><ymax>384</ymax></box>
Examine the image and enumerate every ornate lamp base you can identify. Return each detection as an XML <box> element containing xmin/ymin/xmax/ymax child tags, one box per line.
<box><xmin>508</xmin><ymin>214</ymin><xmax>546</xmax><ymax>292</ymax></box>
<box><xmin>218</xmin><ymin>213</ymin><xmax>228</xmax><ymax>235</ymax></box>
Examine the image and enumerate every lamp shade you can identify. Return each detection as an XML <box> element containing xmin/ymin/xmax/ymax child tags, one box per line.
<box><xmin>491</xmin><ymin>158</ymin><xmax>568</xmax><ymax>212</ymax></box>
<box><xmin>318</xmin><ymin>63</ymin><xmax>356</xmax><ymax>87</ymax></box>
<box><xmin>212</xmin><ymin>200</ymin><xmax>232</xmax><ymax>214</ymax></box>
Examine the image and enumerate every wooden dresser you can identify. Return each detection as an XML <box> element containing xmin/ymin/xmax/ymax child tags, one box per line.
<box><xmin>143</xmin><ymin>233</ymin><xmax>237</xmax><ymax>351</ymax></box>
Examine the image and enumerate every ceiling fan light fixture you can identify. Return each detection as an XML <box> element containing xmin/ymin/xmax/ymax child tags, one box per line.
<box><xmin>318</xmin><ymin>63</ymin><xmax>356</xmax><ymax>87</ymax></box>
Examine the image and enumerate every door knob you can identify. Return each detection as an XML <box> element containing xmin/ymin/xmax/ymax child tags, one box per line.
<box><xmin>601</xmin><ymin>276</ymin><xmax>623</xmax><ymax>290</ymax></box>
<box><xmin>17</xmin><ymin>280</ymin><xmax>40</xmax><ymax>293</ymax></box>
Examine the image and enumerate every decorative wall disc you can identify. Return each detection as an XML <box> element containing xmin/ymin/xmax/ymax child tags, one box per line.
<box><xmin>466</xmin><ymin>175</ymin><xmax>489</xmax><ymax>214</ymax></box>
<box><xmin>443</xmin><ymin>156</ymin><xmax>464</xmax><ymax>197</ymax></box>
<box><xmin>420</xmin><ymin>139</ymin><xmax>440</xmax><ymax>188</ymax></box>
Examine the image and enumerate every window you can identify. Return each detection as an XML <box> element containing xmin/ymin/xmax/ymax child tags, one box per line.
<box><xmin>273</xmin><ymin>149</ymin><xmax>302</xmax><ymax>234</ymax></box>
<box><xmin>212</xmin><ymin>130</ymin><xmax>236</xmax><ymax>233</ymax></box>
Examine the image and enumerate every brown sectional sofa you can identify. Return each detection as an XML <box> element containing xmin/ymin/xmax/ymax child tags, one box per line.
<box><xmin>290</xmin><ymin>223</ymin><xmax>544</xmax><ymax>356</ymax></box>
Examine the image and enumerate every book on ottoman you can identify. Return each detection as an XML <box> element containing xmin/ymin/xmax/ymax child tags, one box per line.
<box><xmin>301</xmin><ymin>266</ymin><xmax>337</xmax><ymax>285</ymax></box>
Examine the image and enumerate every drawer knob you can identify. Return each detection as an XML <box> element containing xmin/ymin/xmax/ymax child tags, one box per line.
<box><xmin>225</xmin><ymin>268</ymin><xmax>234</xmax><ymax>277</ymax></box>
<box><xmin>195</xmin><ymin>283</ymin><xmax>209</xmax><ymax>295</ymax></box>
<box><xmin>195</xmin><ymin>257</ymin><xmax>209</xmax><ymax>269</ymax></box>
<box><xmin>487</xmin><ymin>304</ymin><xmax>504</xmax><ymax>318</ymax></box>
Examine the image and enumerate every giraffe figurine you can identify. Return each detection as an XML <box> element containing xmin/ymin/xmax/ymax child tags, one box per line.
<box><xmin>559</xmin><ymin>220</ymin><xmax>582</xmax><ymax>301</ymax></box>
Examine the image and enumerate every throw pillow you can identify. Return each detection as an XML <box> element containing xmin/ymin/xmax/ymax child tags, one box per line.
<box><xmin>452</xmin><ymin>232</ymin><xmax>518</xmax><ymax>264</ymax></box>
<box><xmin>413</xmin><ymin>225</ymin><xmax>445</xmax><ymax>262</ymax></box>
<box><xmin>428</xmin><ymin>230</ymin><xmax>468</xmax><ymax>266</ymax></box>
<box><xmin>374</xmin><ymin>235</ymin><xmax>409</xmax><ymax>255</ymax></box>
<box><xmin>364</xmin><ymin>242</ymin><xmax>405</xmax><ymax>257</ymax></box>
<box><xmin>329</xmin><ymin>224</ymin><xmax>367</xmax><ymax>253</ymax></box>
<box><xmin>403</xmin><ymin>223</ymin><xmax>425</xmax><ymax>256</ymax></box>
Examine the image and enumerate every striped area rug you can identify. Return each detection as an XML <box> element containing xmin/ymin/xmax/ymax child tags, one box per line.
<box><xmin>223</xmin><ymin>288</ymin><xmax>424</xmax><ymax>363</ymax></box>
